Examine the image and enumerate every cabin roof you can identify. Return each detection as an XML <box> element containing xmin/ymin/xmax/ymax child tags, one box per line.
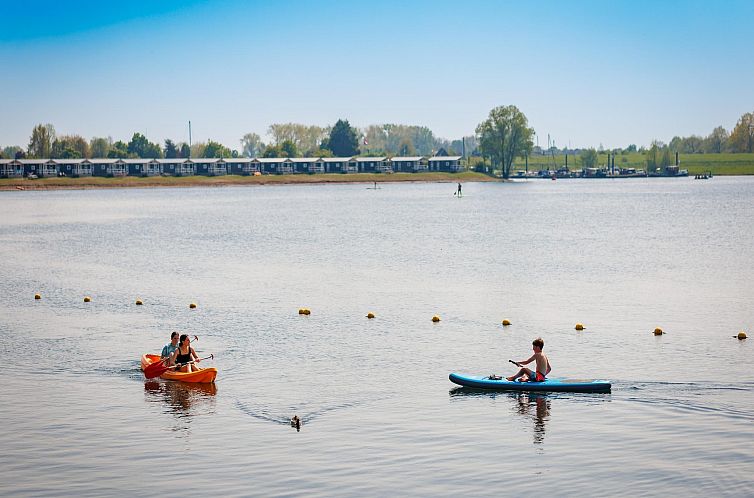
<box><xmin>354</xmin><ymin>156</ymin><xmax>387</xmax><ymax>162</ymax></box>
<box><xmin>390</xmin><ymin>156</ymin><xmax>425</xmax><ymax>162</ymax></box>
<box><xmin>320</xmin><ymin>157</ymin><xmax>353</xmax><ymax>162</ymax></box>
<box><xmin>429</xmin><ymin>156</ymin><xmax>462</xmax><ymax>161</ymax></box>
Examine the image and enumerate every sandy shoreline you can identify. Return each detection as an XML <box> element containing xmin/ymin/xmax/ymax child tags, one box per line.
<box><xmin>0</xmin><ymin>172</ymin><xmax>497</xmax><ymax>191</ymax></box>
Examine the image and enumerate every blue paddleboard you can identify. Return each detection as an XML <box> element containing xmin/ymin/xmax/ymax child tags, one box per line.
<box><xmin>449</xmin><ymin>372</ymin><xmax>611</xmax><ymax>393</ymax></box>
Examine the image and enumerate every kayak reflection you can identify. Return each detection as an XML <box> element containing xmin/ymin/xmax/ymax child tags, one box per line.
<box><xmin>144</xmin><ymin>380</ymin><xmax>217</xmax><ymax>418</ymax></box>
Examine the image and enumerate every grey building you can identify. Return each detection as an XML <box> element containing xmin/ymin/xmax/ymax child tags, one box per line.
<box><xmin>428</xmin><ymin>156</ymin><xmax>462</xmax><ymax>172</ymax></box>
<box><xmin>0</xmin><ymin>159</ymin><xmax>23</xmax><ymax>178</ymax></box>
<box><xmin>353</xmin><ymin>157</ymin><xmax>388</xmax><ymax>173</ymax></box>
<box><xmin>193</xmin><ymin>158</ymin><xmax>226</xmax><ymax>176</ymax></box>
<box><xmin>319</xmin><ymin>157</ymin><xmax>353</xmax><ymax>173</ymax></box>
<box><xmin>389</xmin><ymin>156</ymin><xmax>427</xmax><ymax>173</ymax></box>
<box><xmin>91</xmin><ymin>158</ymin><xmax>127</xmax><ymax>177</ymax></box>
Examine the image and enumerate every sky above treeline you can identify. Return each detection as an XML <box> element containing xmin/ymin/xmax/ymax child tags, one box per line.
<box><xmin>2</xmin><ymin>0</ymin><xmax>753</xmax><ymax>151</ymax></box>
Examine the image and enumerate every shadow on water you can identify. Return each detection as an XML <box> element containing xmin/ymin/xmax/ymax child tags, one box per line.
<box><xmin>449</xmin><ymin>386</ymin><xmax>611</xmax><ymax>445</ymax></box>
<box><xmin>144</xmin><ymin>381</ymin><xmax>217</xmax><ymax>427</ymax></box>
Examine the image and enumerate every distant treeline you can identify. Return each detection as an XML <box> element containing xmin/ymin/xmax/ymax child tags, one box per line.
<box><xmin>3</xmin><ymin>111</ymin><xmax>752</xmax><ymax>162</ymax></box>
<box><xmin>2</xmin><ymin>120</ymin><xmax>478</xmax><ymax>161</ymax></box>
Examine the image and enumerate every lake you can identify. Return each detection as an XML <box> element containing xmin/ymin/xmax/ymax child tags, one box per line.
<box><xmin>1</xmin><ymin>177</ymin><xmax>753</xmax><ymax>496</ymax></box>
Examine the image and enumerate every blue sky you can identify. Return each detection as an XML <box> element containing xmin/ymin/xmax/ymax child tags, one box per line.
<box><xmin>2</xmin><ymin>0</ymin><xmax>753</xmax><ymax>151</ymax></box>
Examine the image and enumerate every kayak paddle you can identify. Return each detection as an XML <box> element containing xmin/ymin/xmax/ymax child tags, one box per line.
<box><xmin>144</xmin><ymin>354</ymin><xmax>214</xmax><ymax>379</ymax></box>
<box><xmin>509</xmin><ymin>359</ymin><xmax>522</xmax><ymax>367</ymax></box>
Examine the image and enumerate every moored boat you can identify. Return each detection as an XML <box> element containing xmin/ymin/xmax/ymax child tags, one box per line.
<box><xmin>141</xmin><ymin>354</ymin><xmax>217</xmax><ymax>383</ymax></box>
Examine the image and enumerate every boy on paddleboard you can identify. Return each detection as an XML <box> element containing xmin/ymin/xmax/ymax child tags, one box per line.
<box><xmin>507</xmin><ymin>337</ymin><xmax>551</xmax><ymax>382</ymax></box>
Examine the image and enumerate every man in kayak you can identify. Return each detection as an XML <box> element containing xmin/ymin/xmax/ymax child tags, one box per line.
<box><xmin>507</xmin><ymin>337</ymin><xmax>551</xmax><ymax>382</ymax></box>
<box><xmin>160</xmin><ymin>332</ymin><xmax>179</xmax><ymax>364</ymax></box>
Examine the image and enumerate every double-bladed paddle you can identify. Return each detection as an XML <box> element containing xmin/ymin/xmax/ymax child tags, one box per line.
<box><xmin>143</xmin><ymin>354</ymin><xmax>214</xmax><ymax>379</ymax></box>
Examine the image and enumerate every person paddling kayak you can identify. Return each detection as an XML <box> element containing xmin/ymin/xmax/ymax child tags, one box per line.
<box><xmin>507</xmin><ymin>337</ymin><xmax>551</xmax><ymax>382</ymax></box>
<box><xmin>170</xmin><ymin>334</ymin><xmax>202</xmax><ymax>373</ymax></box>
<box><xmin>160</xmin><ymin>331</ymin><xmax>179</xmax><ymax>363</ymax></box>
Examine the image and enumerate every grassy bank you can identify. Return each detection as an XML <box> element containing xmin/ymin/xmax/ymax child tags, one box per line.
<box><xmin>511</xmin><ymin>152</ymin><xmax>754</xmax><ymax>175</ymax></box>
<box><xmin>0</xmin><ymin>171</ymin><xmax>495</xmax><ymax>190</ymax></box>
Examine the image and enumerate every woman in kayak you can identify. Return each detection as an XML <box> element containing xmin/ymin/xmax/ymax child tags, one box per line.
<box><xmin>507</xmin><ymin>337</ymin><xmax>551</xmax><ymax>382</ymax></box>
<box><xmin>170</xmin><ymin>334</ymin><xmax>202</xmax><ymax>373</ymax></box>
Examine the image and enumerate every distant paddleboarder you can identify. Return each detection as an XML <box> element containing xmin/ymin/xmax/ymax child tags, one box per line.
<box><xmin>456</xmin><ymin>182</ymin><xmax>462</xmax><ymax>197</ymax></box>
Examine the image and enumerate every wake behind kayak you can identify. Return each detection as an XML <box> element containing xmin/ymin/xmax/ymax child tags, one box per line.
<box><xmin>449</xmin><ymin>372</ymin><xmax>611</xmax><ymax>393</ymax></box>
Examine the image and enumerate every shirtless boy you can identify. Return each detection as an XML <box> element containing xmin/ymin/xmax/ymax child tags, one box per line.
<box><xmin>507</xmin><ymin>337</ymin><xmax>551</xmax><ymax>382</ymax></box>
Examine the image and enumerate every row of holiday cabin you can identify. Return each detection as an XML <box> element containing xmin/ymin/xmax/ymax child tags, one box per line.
<box><xmin>0</xmin><ymin>156</ymin><xmax>463</xmax><ymax>178</ymax></box>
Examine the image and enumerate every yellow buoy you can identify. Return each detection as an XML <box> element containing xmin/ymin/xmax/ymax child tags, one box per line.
<box><xmin>653</xmin><ymin>327</ymin><xmax>664</xmax><ymax>335</ymax></box>
<box><xmin>502</xmin><ymin>319</ymin><xmax>511</xmax><ymax>326</ymax></box>
<box><xmin>299</xmin><ymin>308</ymin><xmax>310</xmax><ymax>315</ymax></box>
<box><xmin>367</xmin><ymin>312</ymin><xmax>375</xmax><ymax>319</ymax></box>
<box><xmin>304</xmin><ymin>309</ymin><xmax>311</xmax><ymax>315</ymax></box>
<box><xmin>738</xmin><ymin>331</ymin><xmax>748</xmax><ymax>340</ymax></box>
<box><xmin>189</xmin><ymin>303</ymin><xmax>197</xmax><ymax>309</ymax></box>
<box><xmin>83</xmin><ymin>296</ymin><xmax>91</xmax><ymax>303</ymax></box>
<box><xmin>135</xmin><ymin>299</ymin><xmax>143</xmax><ymax>305</ymax></box>
<box><xmin>432</xmin><ymin>315</ymin><xmax>441</xmax><ymax>323</ymax></box>
<box><xmin>575</xmin><ymin>323</ymin><xmax>584</xmax><ymax>330</ymax></box>
<box><xmin>34</xmin><ymin>293</ymin><xmax>41</xmax><ymax>300</ymax></box>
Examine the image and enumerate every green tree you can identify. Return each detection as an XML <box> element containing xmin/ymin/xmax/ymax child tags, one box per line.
<box><xmin>475</xmin><ymin>105</ymin><xmax>534</xmax><ymax>179</ymax></box>
<box><xmin>127</xmin><ymin>133</ymin><xmax>162</xmax><ymax>158</ymax></box>
<box><xmin>398</xmin><ymin>138</ymin><xmax>416</xmax><ymax>156</ymax></box>
<box><xmin>579</xmin><ymin>148</ymin><xmax>598</xmax><ymax>168</ymax></box>
<box><xmin>729</xmin><ymin>112</ymin><xmax>754</xmax><ymax>153</ymax></box>
<box><xmin>203</xmin><ymin>140</ymin><xmax>231</xmax><ymax>158</ymax></box>
<box><xmin>51</xmin><ymin>135</ymin><xmax>89</xmax><ymax>159</ymax></box>
<box><xmin>280</xmin><ymin>139</ymin><xmax>298</xmax><ymax>158</ymax></box>
<box><xmin>645</xmin><ymin>142</ymin><xmax>663</xmax><ymax>172</ymax></box>
<box><xmin>241</xmin><ymin>132</ymin><xmax>265</xmax><ymax>157</ymax></box>
<box><xmin>2</xmin><ymin>145</ymin><xmax>23</xmax><ymax>159</ymax></box>
<box><xmin>90</xmin><ymin>137</ymin><xmax>112</xmax><ymax>158</ymax></box>
<box><xmin>179</xmin><ymin>142</ymin><xmax>191</xmax><ymax>158</ymax></box>
<box><xmin>325</xmin><ymin>119</ymin><xmax>360</xmax><ymax>157</ymax></box>
<box><xmin>28</xmin><ymin>123</ymin><xmax>56</xmax><ymax>158</ymax></box>
<box><xmin>262</xmin><ymin>144</ymin><xmax>283</xmax><ymax>158</ymax></box>
<box><xmin>164</xmin><ymin>139</ymin><xmax>178</xmax><ymax>158</ymax></box>
<box><xmin>660</xmin><ymin>148</ymin><xmax>672</xmax><ymax>168</ymax></box>
<box><xmin>703</xmin><ymin>126</ymin><xmax>728</xmax><ymax>153</ymax></box>
<box><xmin>107</xmin><ymin>141</ymin><xmax>131</xmax><ymax>158</ymax></box>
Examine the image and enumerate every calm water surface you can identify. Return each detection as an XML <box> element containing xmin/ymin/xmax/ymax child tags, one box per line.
<box><xmin>1</xmin><ymin>178</ymin><xmax>753</xmax><ymax>496</ymax></box>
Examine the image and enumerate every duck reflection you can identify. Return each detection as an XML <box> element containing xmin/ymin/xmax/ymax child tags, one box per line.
<box><xmin>144</xmin><ymin>381</ymin><xmax>217</xmax><ymax>420</ymax></box>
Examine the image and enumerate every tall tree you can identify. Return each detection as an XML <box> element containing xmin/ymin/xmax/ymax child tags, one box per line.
<box><xmin>2</xmin><ymin>145</ymin><xmax>23</xmax><ymax>159</ymax></box>
<box><xmin>280</xmin><ymin>139</ymin><xmax>298</xmax><ymax>158</ymax></box>
<box><xmin>325</xmin><ymin>119</ymin><xmax>359</xmax><ymax>157</ymax></box>
<box><xmin>398</xmin><ymin>138</ymin><xmax>416</xmax><ymax>156</ymax></box>
<box><xmin>164</xmin><ymin>139</ymin><xmax>178</xmax><ymax>158</ymax></box>
<box><xmin>52</xmin><ymin>135</ymin><xmax>89</xmax><ymax>158</ymax></box>
<box><xmin>28</xmin><ymin>123</ymin><xmax>56</xmax><ymax>158</ymax></box>
<box><xmin>580</xmin><ymin>148</ymin><xmax>598</xmax><ymax>168</ymax></box>
<box><xmin>90</xmin><ymin>137</ymin><xmax>112</xmax><ymax>158</ymax></box>
<box><xmin>204</xmin><ymin>140</ymin><xmax>231</xmax><ymax>158</ymax></box>
<box><xmin>704</xmin><ymin>126</ymin><xmax>729</xmax><ymax>153</ymax></box>
<box><xmin>241</xmin><ymin>132</ymin><xmax>265</xmax><ymax>157</ymax></box>
<box><xmin>107</xmin><ymin>141</ymin><xmax>130</xmax><ymax>158</ymax></box>
<box><xmin>476</xmin><ymin>105</ymin><xmax>534</xmax><ymax>179</ymax></box>
<box><xmin>179</xmin><ymin>142</ymin><xmax>191</xmax><ymax>158</ymax></box>
<box><xmin>729</xmin><ymin>111</ymin><xmax>754</xmax><ymax>153</ymax></box>
<box><xmin>127</xmin><ymin>133</ymin><xmax>162</xmax><ymax>158</ymax></box>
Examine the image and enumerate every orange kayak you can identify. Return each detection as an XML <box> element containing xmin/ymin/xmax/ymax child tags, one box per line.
<box><xmin>141</xmin><ymin>354</ymin><xmax>217</xmax><ymax>383</ymax></box>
